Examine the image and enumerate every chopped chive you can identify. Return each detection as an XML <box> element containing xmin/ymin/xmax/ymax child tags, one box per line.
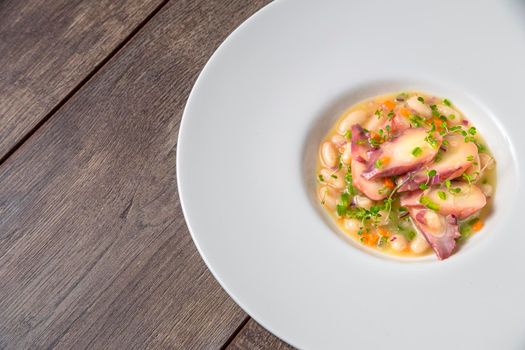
<box><xmin>331</xmin><ymin>174</ymin><xmax>338</xmax><ymax>179</ymax></box>
<box><xmin>419</xmin><ymin>195</ymin><xmax>440</xmax><ymax>211</ymax></box>
<box><xmin>412</xmin><ymin>147</ymin><xmax>422</xmax><ymax>157</ymax></box>
<box><xmin>319</xmin><ymin>174</ymin><xmax>324</xmax><ymax>182</ymax></box>
<box><xmin>419</xmin><ymin>183</ymin><xmax>429</xmax><ymax>190</ymax></box>
<box><xmin>375</xmin><ymin>159</ymin><xmax>383</xmax><ymax>169</ymax></box>
<box><xmin>449</xmin><ymin>114</ymin><xmax>456</xmax><ymax>120</ymax></box>
<box><xmin>468</xmin><ymin>127</ymin><xmax>477</xmax><ymax>135</ymax></box>
<box><xmin>425</xmin><ymin>134</ymin><xmax>438</xmax><ymax>148</ymax></box>
<box><xmin>468</xmin><ymin>217</ymin><xmax>480</xmax><ymax>226</ymax></box>
<box><xmin>344</xmin><ymin>130</ymin><xmax>352</xmax><ymax>139</ymax></box>
<box><xmin>438</xmin><ymin>191</ymin><xmax>447</xmax><ymax>200</ymax></box>
<box><xmin>427</xmin><ymin>169</ymin><xmax>437</xmax><ymax>178</ymax></box>
<box><xmin>417</xmin><ymin>96</ymin><xmax>424</xmax><ymax>103</ymax></box>
<box><xmin>405</xmin><ymin>230</ymin><xmax>416</xmax><ymax>241</ymax></box>
<box><xmin>443</xmin><ymin>98</ymin><xmax>452</xmax><ymax>106</ymax></box>
<box><xmin>466</xmin><ymin>155</ymin><xmax>474</xmax><ymax>161</ymax></box>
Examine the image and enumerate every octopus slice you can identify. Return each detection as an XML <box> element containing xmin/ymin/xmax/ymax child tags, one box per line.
<box><xmin>408</xmin><ymin>207</ymin><xmax>460</xmax><ymax>260</ymax></box>
<box><xmin>400</xmin><ymin>182</ymin><xmax>487</xmax><ymax>220</ymax></box>
<box><xmin>397</xmin><ymin>134</ymin><xmax>478</xmax><ymax>192</ymax></box>
<box><xmin>351</xmin><ymin>159</ymin><xmax>388</xmax><ymax>201</ymax></box>
<box><xmin>362</xmin><ymin>128</ymin><xmax>442</xmax><ymax>179</ymax></box>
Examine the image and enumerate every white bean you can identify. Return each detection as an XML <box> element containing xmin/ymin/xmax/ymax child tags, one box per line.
<box><xmin>344</xmin><ymin>218</ymin><xmax>361</xmax><ymax>234</ymax></box>
<box><xmin>318</xmin><ymin>186</ymin><xmax>339</xmax><ymax>210</ymax></box>
<box><xmin>354</xmin><ymin>194</ymin><xmax>373</xmax><ymax>210</ymax></box>
<box><xmin>337</xmin><ymin>110</ymin><xmax>368</xmax><ymax>134</ymax></box>
<box><xmin>364</xmin><ymin>114</ymin><xmax>383</xmax><ymax>132</ymax></box>
<box><xmin>390</xmin><ymin>234</ymin><xmax>408</xmax><ymax>252</ymax></box>
<box><xmin>341</xmin><ymin>143</ymin><xmax>352</xmax><ymax>165</ymax></box>
<box><xmin>331</xmin><ymin>134</ymin><xmax>346</xmax><ymax>147</ymax></box>
<box><xmin>407</xmin><ymin>96</ymin><xmax>431</xmax><ymax>118</ymax></box>
<box><xmin>320</xmin><ymin>168</ymin><xmax>345</xmax><ymax>190</ymax></box>
<box><xmin>410</xmin><ymin>235</ymin><xmax>430</xmax><ymax>254</ymax></box>
<box><xmin>320</xmin><ymin>141</ymin><xmax>338</xmax><ymax>168</ymax></box>
<box><xmin>481</xmin><ymin>183</ymin><xmax>493</xmax><ymax>197</ymax></box>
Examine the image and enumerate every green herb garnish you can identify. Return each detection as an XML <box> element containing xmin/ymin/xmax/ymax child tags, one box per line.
<box><xmin>425</xmin><ymin>134</ymin><xmax>439</xmax><ymax>148</ymax></box>
<box><xmin>409</xmin><ymin>114</ymin><xmax>425</xmax><ymax>127</ymax></box>
<box><xmin>438</xmin><ymin>191</ymin><xmax>447</xmax><ymax>200</ymax></box>
<box><xmin>430</xmin><ymin>104</ymin><xmax>440</xmax><ymax>117</ymax></box>
<box><xmin>443</xmin><ymin>98</ymin><xmax>452</xmax><ymax>107</ymax></box>
<box><xmin>412</xmin><ymin>147</ymin><xmax>422</xmax><ymax>157</ymax></box>
<box><xmin>404</xmin><ymin>230</ymin><xmax>416</xmax><ymax>241</ymax></box>
<box><xmin>419</xmin><ymin>195</ymin><xmax>440</xmax><ymax>211</ymax></box>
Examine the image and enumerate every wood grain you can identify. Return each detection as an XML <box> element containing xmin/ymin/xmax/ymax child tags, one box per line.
<box><xmin>0</xmin><ymin>0</ymin><xmax>165</xmax><ymax>161</ymax></box>
<box><xmin>227</xmin><ymin>320</ymin><xmax>295</xmax><ymax>350</ymax></box>
<box><xmin>0</xmin><ymin>0</ymin><xmax>272</xmax><ymax>349</ymax></box>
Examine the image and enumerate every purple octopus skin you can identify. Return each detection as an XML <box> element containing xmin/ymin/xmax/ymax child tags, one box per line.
<box><xmin>397</xmin><ymin>166</ymin><xmax>465</xmax><ymax>192</ymax></box>
<box><xmin>350</xmin><ymin>124</ymin><xmax>371</xmax><ymax>163</ymax></box>
<box><xmin>409</xmin><ymin>207</ymin><xmax>460</xmax><ymax>260</ymax></box>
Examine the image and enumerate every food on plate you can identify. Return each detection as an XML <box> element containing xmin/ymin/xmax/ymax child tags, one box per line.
<box><xmin>317</xmin><ymin>92</ymin><xmax>496</xmax><ymax>259</ymax></box>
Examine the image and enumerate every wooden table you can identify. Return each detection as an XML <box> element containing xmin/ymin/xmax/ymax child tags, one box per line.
<box><xmin>0</xmin><ymin>1</ymin><xmax>294</xmax><ymax>348</ymax></box>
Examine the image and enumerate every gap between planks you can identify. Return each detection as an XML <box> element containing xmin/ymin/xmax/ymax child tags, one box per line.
<box><xmin>0</xmin><ymin>0</ymin><xmax>170</xmax><ymax>168</ymax></box>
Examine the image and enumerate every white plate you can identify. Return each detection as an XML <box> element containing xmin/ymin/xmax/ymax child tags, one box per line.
<box><xmin>177</xmin><ymin>1</ymin><xmax>525</xmax><ymax>348</ymax></box>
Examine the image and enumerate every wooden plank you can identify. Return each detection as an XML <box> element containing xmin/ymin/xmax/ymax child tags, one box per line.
<box><xmin>0</xmin><ymin>0</ymin><xmax>165</xmax><ymax>161</ymax></box>
<box><xmin>226</xmin><ymin>320</ymin><xmax>295</xmax><ymax>350</ymax></box>
<box><xmin>0</xmin><ymin>0</ymin><xmax>271</xmax><ymax>349</ymax></box>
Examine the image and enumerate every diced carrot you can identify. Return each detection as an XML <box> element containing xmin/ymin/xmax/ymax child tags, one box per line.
<box><xmin>367</xmin><ymin>234</ymin><xmax>379</xmax><ymax>247</ymax></box>
<box><xmin>399</xmin><ymin>107</ymin><xmax>410</xmax><ymax>117</ymax></box>
<box><xmin>383</xmin><ymin>178</ymin><xmax>395</xmax><ymax>189</ymax></box>
<box><xmin>383</xmin><ymin>100</ymin><xmax>395</xmax><ymax>110</ymax></box>
<box><xmin>472</xmin><ymin>220</ymin><xmax>484</xmax><ymax>232</ymax></box>
<box><xmin>432</xmin><ymin>118</ymin><xmax>443</xmax><ymax>130</ymax></box>
<box><xmin>377</xmin><ymin>227</ymin><xmax>390</xmax><ymax>237</ymax></box>
<box><xmin>380</xmin><ymin>156</ymin><xmax>391</xmax><ymax>166</ymax></box>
